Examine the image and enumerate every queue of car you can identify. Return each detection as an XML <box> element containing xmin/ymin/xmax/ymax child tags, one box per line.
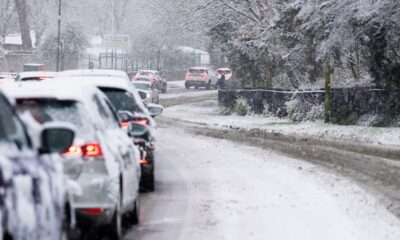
<box><xmin>0</xmin><ymin>69</ymin><xmax>164</xmax><ymax>240</ymax></box>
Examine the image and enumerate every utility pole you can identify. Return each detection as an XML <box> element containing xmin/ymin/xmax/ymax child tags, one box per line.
<box><xmin>56</xmin><ymin>0</ymin><xmax>62</xmax><ymax>72</ymax></box>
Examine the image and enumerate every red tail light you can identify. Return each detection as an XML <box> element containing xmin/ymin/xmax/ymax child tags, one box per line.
<box><xmin>134</xmin><ymin>118</ymin><xmax>149</xmax><ymax>126</ymax></box>
<box><xmin>38</xmin><ymin>77</ymin><xmax>52</xmax><ymax>81</ymax></box>
<box><xmin>120</xmin><ymin>121</ymin><xmax>129</xmax><ymax>128</ymax></box>
<box><xmin>63</xmin><ymin>146</ymin><xmax>83</xmax><ymax>156</ymax></box>
<box><xmin>83</xmin><ymin>144</ymin><xmax>103</xmax><ymax>157</ymax></box>
<box><xmin>83</xmin><ymin>208</ymin><xmax>105</xmax><ymax>215</ymax></box>
<box><xmin>140</xmin><ymin>159</ymin><xmax>149</xmax><ymax>165</ymax></box>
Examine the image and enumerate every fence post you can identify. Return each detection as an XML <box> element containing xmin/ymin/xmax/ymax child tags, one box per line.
<box><xmin>324</xmin><ymin>58</ymin><xmax>332</xmax><ymax>123</ymax></box>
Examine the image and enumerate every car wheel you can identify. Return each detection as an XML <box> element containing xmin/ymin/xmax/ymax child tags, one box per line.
<box><xmin>108</xmin><ymin>203</ymin><xmax>122</xmax><ymax>240</ymax></box>
<box><xmin>185</xmin><ymin>82</ymin><xmax>190</xmax><ymax>89</ymax></box>
<box><xmin>132</xmin><ymin>196</ymin><xmax>140</xmax><ymax>225</ymax></box>
<box><xmin>206</xmin><ymin>80</ymin><xmax>211</xmax><ymax>90</ymax></box>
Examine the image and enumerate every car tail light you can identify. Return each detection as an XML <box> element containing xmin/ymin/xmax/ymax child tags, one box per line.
<box><xmin>38</xmin><ymin>77</ymin><xmax>51</xmax><ymax>81</ymax></box>
<box><xmin>83</xmin><ymin>208</ymin><xmax>105</xmax><ymax>215</ymax></box>
<box><xmin>140</xmin><ymin>159</ymin><xmax>149</xmax><ymax>165</ymax></box>
<box><xmin>83</xmin><ymin>144</ymin><xmax>103</xmax><ymax>157</ymax></box>
<box><xmin>63</xmin><ymin>146</ymin><xmax>83</xmax><ymax>156</ymax></box>
<box><xmin>134</xmin><ymin>118</ymin><xmax>149</xmax><ymax>126</ymax></box>
<box><xmin>120</xmin><ymin>121</ymin><xmax>129</xmax><ymax>129</ymax></box>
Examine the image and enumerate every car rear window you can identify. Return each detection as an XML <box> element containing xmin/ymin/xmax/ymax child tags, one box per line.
<box><xmin>189</xmin><ymin>69</ymin><xmax>206</xmax><ymax>74</ymax></box>
<box><xmin>217</xmin><ymin>70</ymin><xmax>231</xmax><ymax>75</ymax></box>
<box><xmin>100</xmin><ymin>87</ymin><xmax>144</xmax><ymax>114</ymax></box>
<box><xmin>15</xmin><ymin>99</ymin><xmax>94</xmax><ymax>138</ymax></box>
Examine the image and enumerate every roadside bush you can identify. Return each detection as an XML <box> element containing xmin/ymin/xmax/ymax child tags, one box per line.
<box><xmin>306</xmin><ymin>104</ymin><xmax>324</xmax><ymax>121</ymax></box>
<box><xmin>285</xmin><ymin>97</ymin><xmax>324</xmax><ymax>122</ymax></box>
<box><xmin>234</xmin><ymin>97</ymin><xmax>251</xmax><ymax>116</ymax></box>
<box><xmin>285</xmin><ymin>98</ymin><xmax>304</xmax><ymax>122</ymax></box>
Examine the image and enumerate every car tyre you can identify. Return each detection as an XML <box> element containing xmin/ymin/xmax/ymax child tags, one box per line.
<box><xmin>206</xmin><ymin>80</ymin><xmax>211</xmax><ymax>90</ymax></box>
<box><xmin>108</xmin><ymin>203</ymin><xmax>122</xmax><ymax>240</ymax></box>
<box><xmin>185</xmin><ymin>82</ymin><xmax>190</xmax><ymax>89</ymax></box>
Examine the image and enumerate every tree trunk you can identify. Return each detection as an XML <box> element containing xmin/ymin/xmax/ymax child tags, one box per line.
<box><xmin>14</xmin><ymin>0</ymin><xmax>32</xmax><ymax>50</ymax></box>
<box><xmin>324</xmin><ymin>58</ymin><xmax>332</xmax><ymax>123</ymax></box>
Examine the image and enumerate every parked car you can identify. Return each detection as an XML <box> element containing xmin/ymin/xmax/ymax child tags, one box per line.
<box><xmin>132</xmin><ymin>80</ymin><xmax>160</xmax><ymax>104</ymax></box>
<box><xmin>0</xmin><ymin>88</ymin><xmax>75</xmax><ymax>240</ymax></box>
<box><xmin>5</xmin><ymin>81</ymin><xmax>142</xmax><ymax>239</ymax></box>
<box><xmin>184</xmin><ymin>67</ymin><xmax>219</xmax><ymax>90</ymax></box>
<box><xmin>17</xmin><ymin>71</ymin><xmax>57</xmax><ymax>81</ymax></box>
<box><xmin>133</xmin><ymin>70</ymin><xmax>167</xmax><ymax>93</ymax></box>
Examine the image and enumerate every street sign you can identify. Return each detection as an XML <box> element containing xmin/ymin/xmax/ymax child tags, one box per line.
<box><xmin>103</xmin><ymin>34</ymin><xmax>130</xmax><ymax>50</ymax></box>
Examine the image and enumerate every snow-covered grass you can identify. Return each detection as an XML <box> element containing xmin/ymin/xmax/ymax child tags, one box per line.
<box><xmin>163</xmin><ymin>100</ymin><xmax>400</xmax><ymax>147</ymax></box>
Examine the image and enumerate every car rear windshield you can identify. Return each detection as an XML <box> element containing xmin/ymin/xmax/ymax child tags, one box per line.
<box><xmin>15</xmin><ymin>99</ymin><xmax>94</xmax><ymax>138</ymax></box>
<box><xmin>100</xmin><ymin>87</ymin><xmax>144</xmax><ymax>114</ymax></box>
<box><xmin>189</xmin><ymin>69</ymin><xmax>206</xmax><ymax>74</ymax></box>
<box><xmin>217</xmin><ymin>70</ymin><xmax>231</xmax><ymax>75</ymax></box>
<box><xmin>133</xmin><ymin>83</ymin><xmax>152</xmax><ymax>90</ymax></box>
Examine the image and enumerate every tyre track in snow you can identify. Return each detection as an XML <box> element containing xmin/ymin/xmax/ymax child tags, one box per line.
<box><xmin>158</xmin><ymin>95</ymin><xmax>400</xmax><ymax>219</ymax></box>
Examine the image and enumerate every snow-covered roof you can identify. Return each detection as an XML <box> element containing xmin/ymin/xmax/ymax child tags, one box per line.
<box><xmin>5</xmin><ymin>31</ymin><xmax>37</xmax><ymax>48</ymax></box>
<box><xmin>58</xmin><ymin>69</ymin><xmax>129</xmax><ymax>80</ymax></box>
<box><xmin>18</xmin><ymin>71</ymin><xmax>56</xmax><ymax>80</ymax></box>
<box><xmin>2</xmin><ymin>81</ymin><xmax>99</xmax><ymax>103</ymax></box>
<box><xmin>52</xmin><ymin>76</ymin><xmax>132</xmax><ymax>92</ymax></box>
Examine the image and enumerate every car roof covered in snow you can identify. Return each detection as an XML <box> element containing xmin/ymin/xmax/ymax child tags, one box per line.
<box><xmin>52</xmin><ymin>76</ymin><xmax>132</xmax><ymax>92</ymax></box>
<box><xmin>138</xmin><ymin>70</ymin><xmax>159</xmax><ymax>73</ymax></box>
<box><xmin>18</xmin><ymin>71</ymin><xmax>57</xmax><ymax>80</ymax></box>
<box><xmin>2</xmin><ymin>81</ymin><xmax>102</xmax><ymax>103</ymax></box>
<box><xmin>58</xmin><ymin>69</ymin><xmax>129</xmax><ymax>79</ymax></box>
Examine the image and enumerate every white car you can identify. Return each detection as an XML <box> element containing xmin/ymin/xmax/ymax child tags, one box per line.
<box><xmin>17</xmin><ymin>71</ymin><xmax>57</xmax><ymax>81</ymax></box>
<box><xmin>0</xmin><ymin>88</ymin><xmax>75</xmax><ymax>240</ymax></box>
<box><xmin>184</xmin><ymin>67</ymin><xmax>219</xmax><ymax>89</ymax></box>
<box><xmin>5</xmin><ymin>81</ymin><xmax>142</xmax><ymax>239</ymax></box>
<box><xmin>132</xmin><ymin>80</ymin><xmax>160</xmax><ymax>104</ymax></box>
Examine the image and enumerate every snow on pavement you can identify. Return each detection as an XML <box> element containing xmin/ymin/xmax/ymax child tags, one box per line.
<box><xmin>128</xmin><ymin>126</ymin><xmax>400</xmax><ymax>240</ymax></box>
<box><xmin>163</xmin><ymin>100</ymin><xmax>400</xmax><ymax>148</ymax></box>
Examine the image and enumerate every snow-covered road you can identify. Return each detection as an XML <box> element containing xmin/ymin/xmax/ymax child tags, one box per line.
<box><xmin>125</xmin><ymin>126</ymin><xmax>400</xmax><ymax>240</ymax></box>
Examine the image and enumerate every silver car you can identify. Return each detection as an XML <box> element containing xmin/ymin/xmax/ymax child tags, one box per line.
<box><xmin>5</xmin><ymin>81</ymin><xmax>141</xmax><ymax>239</ymax></box>
<box><xmin>132</xmin><ymin>80</ymin><xmax>160</xmax><ymax>104</ymax></box>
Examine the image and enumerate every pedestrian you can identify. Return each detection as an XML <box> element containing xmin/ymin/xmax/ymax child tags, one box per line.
<box><xmin>217</xmin><ymin>73</ymin><xmax>226</xmax><ymax>89</ymax></box>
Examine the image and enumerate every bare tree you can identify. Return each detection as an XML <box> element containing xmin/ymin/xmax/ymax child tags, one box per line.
<box><xmin>14</xmin><ymin>0</ymin><xmax>32</xmax><ymax>49</ymax></box>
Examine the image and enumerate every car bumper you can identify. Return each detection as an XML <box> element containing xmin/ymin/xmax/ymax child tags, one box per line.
<box><xmin>185</xmin><ymin>80</ymin><xmax>208</xmax><ymax>86</ymax></box>
<box><xmin>74</xmin><ymin>204</ymin><xmax>115</xmax><ymax>227</ymax></box>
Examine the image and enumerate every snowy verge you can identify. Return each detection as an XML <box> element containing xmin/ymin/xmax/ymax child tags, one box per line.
<box><xmin>162</xmin><ymin>100</ymin><xmax>400</xmax><ymax>159</ymax></box>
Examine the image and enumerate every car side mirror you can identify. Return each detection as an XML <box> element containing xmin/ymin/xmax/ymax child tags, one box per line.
<box><xmin>147</xmin><ymin>104</ymin><xmax>164</xmax><ymax>118</ymax></box>
<box><xmin>128</xmin><ymin>122</ymin><xmax>148</xmax><ymax>138</ymax></box>
<box><xmin>39</xmin><ymin>123</ymin><xmax>75</xmax><ymax>154</ymax></box>
<box><xmin>138</xmin><ymin>91</ymin><xmax>147</xmax><ymax>100</ymax></box>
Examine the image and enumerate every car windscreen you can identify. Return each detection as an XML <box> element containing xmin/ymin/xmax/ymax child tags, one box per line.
<box><xmin>15</xmin><ymin>99</ymin><xmax>94</xmax><ymax>138</ymax></box>
<box><xmin>100</xmin><ymin>87</ymin><xmax>144</xmax><ymax>114</ymax></box>
<box><xmin>133</xmin><ymin>83</ymin><xmax>152</xmax><ymax>90</ymax></box>
<box><xmin>189</xmin><ymin>69</ymin><xmax>206</xmax><ymax>75</ymax></box>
